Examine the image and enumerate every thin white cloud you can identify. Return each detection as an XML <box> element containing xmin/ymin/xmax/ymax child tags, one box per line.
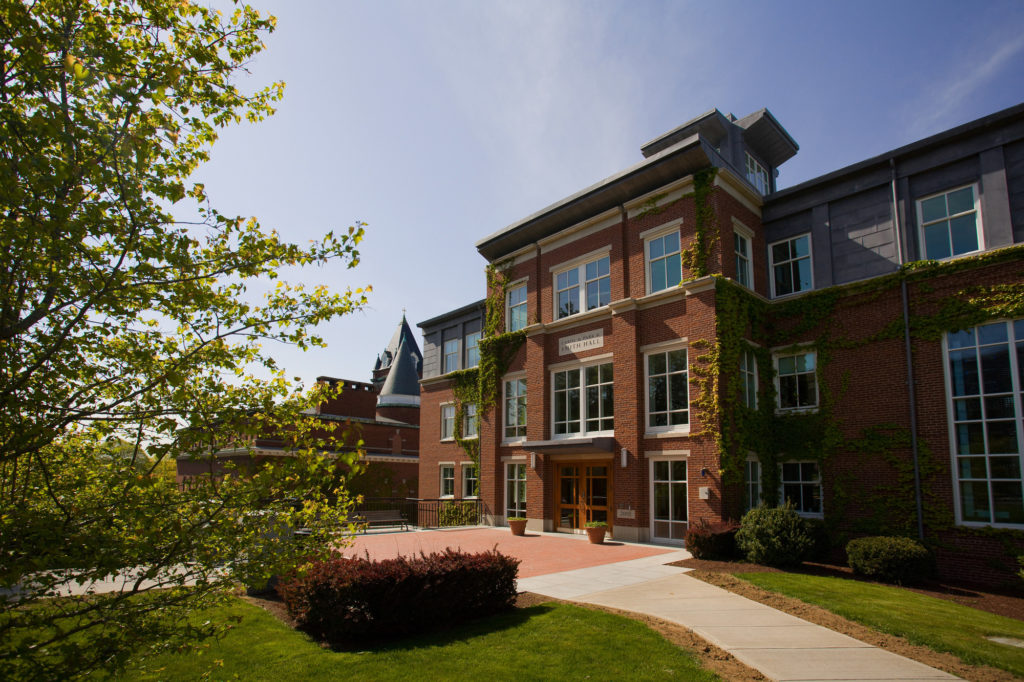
<box><xmin>911</xmin><ymin>32</ymin><xmax>1024</xmax><ymax>135</ymax></box>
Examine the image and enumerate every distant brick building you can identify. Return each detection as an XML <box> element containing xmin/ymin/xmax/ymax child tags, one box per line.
<box><xmin>418</xmin><ymin>104</ymin><xmax>1024</xmax><ymax>584</ymax></box>
<box><xmin>177</xmin><ymin>316</ymin><xmax>422</xmax><ymax>498</ymax></box>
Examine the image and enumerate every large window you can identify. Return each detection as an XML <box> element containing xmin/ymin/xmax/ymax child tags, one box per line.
<box><xmin>506</xmin><ymin>463</ymin><xmax>527</xmax><ymax>518</ymax></box>
<box><xmin>746</xmin><ymin>152</ymin><xmax>770</xmax><ymax>195</ymax></box>
<box><xmin>465</xmin><ymin>331</ymin><xmax>481</xmax><ymax>368</ymax></box>
<box><xmin>462</xmin><ymin>464</ymin><xmax>478</xmax><ymax>498</ymax></box>
<box><xmin>504</xmin><ymin>378</ymin><xmax>527</xmax><ymax>440</ymax></box>
<box><xmin>440</xmin><ymin>404</ymin><xmax>455</xmax><ymax>440</ymax></box>
<box><xmin>781</xmin><ymin>461</ymin><xmax>822</xmax><ymax>516</ymax></box>
<box><xmin>947</xmin><ymin>320</ymin><xmax>1023</xmax><ymax>526</ymax></box>
<box><xmin>734</xmin><ymin>230</ymin><xmax>752</xmax><ymax>289</ymax></box>
<box><xmin>745</xmin><ymin>460</ymin><xmax>762</xmax><ymax>511</ymax></box>
<box><xmin>776</xmin><ymin>350</ymin><xmax>817</xmax><ymax>411</ymax></box>
<box><xmin>770</xmin><ymin>234</ymin><xmax>812</xmax><ymax>298</ymax></box>
<box><xmin>646</xmin><ymin>230</ymin><xmax>682</xmax><ymax>294</ymax></box>
<box><xmin>652</xmin><ymin>460</ymin><xmax>687</xmax><ymax>542</ymax></box>
<box><xmin>507</xmin><ymin>283</ymin><xmax>527</xmax><ymax>332</ymax></box>
<box><xmin>463</xmin><ymin>403</ymin><xmax>478</xmax><ymax>438</ymax></box>
<box><xmin>553</xmin><ymin>362</ymin><xmax>614</xmax><ymax>436</ymax></box>
<box><xmin>919</xmin><ymin>185</ymin><xmax>981</xmax><ymax>261</ymax></box>
<box><xmin>554</xmin><ymin>255</ymin><xmax>610</xmax><ymax>319</ymax></box>
<box><xmin>646</xmin><ymin>348</ymin><xmax>688</xmax><ymax>431</ymax></box>
<box><xmin>740</xmin><ymin>348</ymin><xmax>757</xmax><ymax>409</ymax></box>
<box><xmin>442</xmin><ymin>338</ymin><xmax>459</xmax><ymax>373</ymax></box>
<box><xmin>440</xmin><ymin>464</ymin><xmax>455</xmax><ymax>498</ymax></box>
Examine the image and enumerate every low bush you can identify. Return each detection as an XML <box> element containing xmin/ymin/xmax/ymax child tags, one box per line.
<box><xmin>846</xmin><ymin>536</ymin><xmax>934</xmax><ymax>585</ymax></box>
<box><xmin>439</xmin><ymin>500</ymin><xmax>478</xmax><ymax>527</ymax></box>
<box><xmin>802</xmin><ymin>517</ymin><xmax>832</xmax><ymax>561</ymax></box>
<box><xmin>277</xmin><ymin>549</ymin><xmax>519</xmax><ymax>642</ymax></box>
<box><xmin>735</xmin><ymin>504</ymin><xmax>813</xmax><ymax>568</ymax></box>
<box><xmin>684</xmin><ymin>519</ymin><xmax>740</xmax><ymax>560</ymax></box>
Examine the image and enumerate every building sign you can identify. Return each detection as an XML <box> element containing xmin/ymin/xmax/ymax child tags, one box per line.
<box><xmin>616</xmin><ymin>508</ymin><xmax>636</xmax><ymax>520</ymax></box>
<box><xmin>558</xmin><ymin>329</ymin><xmax>604</xmax><ymax>355</ymax></box>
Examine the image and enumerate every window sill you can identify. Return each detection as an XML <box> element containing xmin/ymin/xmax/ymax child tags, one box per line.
<box><xmin>644</xmin><ymin>428</ymin><xmax>691</xmax><ymax>438</ymax></box>
<box><xmin>441</xmin><ymin>437</ymin><xmax>455</xmax><ymax>443</ymax></box>
<box><xmin>502</xmin><ymin>438</ymin><xmax>527</xmax><ymax>447</ymax></box>
<box><xmin>775</xmin><ymin>406</ymin><xmax>818</xmax><ymax>415</ymax></box>
<box><xmin>551</xmin><ymin>431</ymin><xmax>614</xmax><ymax>441</ymax></box>
<box><xmin>461</xmin><ymin>435</ymin><xmax>479</xmax><ymax>441</ymax></box>
<box><xmin>770</xmin><ymin>288</ymin><xmax>814</xmax><ymax>300</ymax></box>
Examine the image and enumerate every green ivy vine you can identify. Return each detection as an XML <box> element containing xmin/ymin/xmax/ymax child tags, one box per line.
<box><xmin>446</xmin><ymin>260</ymin><xmax>528</xmax><ymax>495</ymax></box>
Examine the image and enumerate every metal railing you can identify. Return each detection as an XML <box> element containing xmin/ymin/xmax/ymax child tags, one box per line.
<box><xmin>352</xmin><ymin>497</ymin><xmax>484</xmax><ymax>529</ymax></box>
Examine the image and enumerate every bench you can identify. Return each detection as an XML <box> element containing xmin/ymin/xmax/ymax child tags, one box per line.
<box><xmin>356</xmin><ymin>509</ymin><xmax>408</xmax><ymax>532</ymax></box>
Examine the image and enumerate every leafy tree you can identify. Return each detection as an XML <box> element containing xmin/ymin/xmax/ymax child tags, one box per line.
<box><xmin>0</xmin><ymin>1</ymin><xmax>368</xmax><ymax>678</ymax></box>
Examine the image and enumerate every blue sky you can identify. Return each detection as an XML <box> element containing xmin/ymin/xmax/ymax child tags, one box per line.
<box><xmin>195</xmin><ymin>0</ymin><xmax>1024</xmax><ymax>386</ymax></box>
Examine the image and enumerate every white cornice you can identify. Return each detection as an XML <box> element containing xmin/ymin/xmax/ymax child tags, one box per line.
<box><xmin>537</xmin><ymin>207</ymin><xmax>621</xmax><ymax>255</ymax></box>
<box><xmin>625</xmin><ymin>176</ymin><xmax>695</xmax><ymax>218</ymax></box>
<box><xmin>715</xmin><ymin>167</ymin><xmax>763</xmax><ymax>216</ymax></box>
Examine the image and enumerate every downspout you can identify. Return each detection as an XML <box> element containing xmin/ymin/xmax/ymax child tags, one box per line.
<box><xmin>892</xmin><ymin>158</ymin><xmax>925</xmax><ymax>540</ymax></box>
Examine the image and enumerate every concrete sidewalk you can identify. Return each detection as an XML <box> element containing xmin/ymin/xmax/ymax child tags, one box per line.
<box><xmin>520</xmin><ymin>551</ymin><xmax>957</xmax><ymax>681</ymax></box>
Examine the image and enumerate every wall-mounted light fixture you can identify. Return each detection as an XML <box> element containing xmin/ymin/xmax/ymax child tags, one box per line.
<box><xmin>620</xmin><ymin>448</ymin><xmax>628</xmax><ymax>468</ymax></box>
<box><xmin>530</xmin><ymin>452</ymin><xmax>536</xmax><ymax>469</ymax></box>
<box><xmin>700</xmin><ymin>467</ymin><xmax>709</xmax><ymax>478</ymax></box>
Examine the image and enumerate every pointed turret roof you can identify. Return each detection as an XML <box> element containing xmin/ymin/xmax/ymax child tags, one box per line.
<box><xmin>376</xmin><ymin>338</ymin><xmax>421</xmax><ymax>407</ymax></box>
<box><xmin>377</xmin><ymin>314</ymin><xmax>422</xmax><ymax>376</ymax></box>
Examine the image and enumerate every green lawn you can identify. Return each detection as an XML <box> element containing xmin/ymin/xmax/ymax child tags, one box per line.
<box><xmin>737</xmin><ymin>571</ymin><xmax>1024</xmax><ymax>677</ymax></box>
<box><xmin>118</xmin><ymin>598</ymin><xmax>719</xmax><ymax>681</ymax></box>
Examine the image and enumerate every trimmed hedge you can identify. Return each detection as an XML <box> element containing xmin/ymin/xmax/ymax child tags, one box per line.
<box><xmin>684</xmin><ymin>519</ymin><xmax>740</xmax><ymax>560</ymax></box>
<box><xmin>846</xmin><ymin>536</ymin><xmax>934</xmax><ymax>585</ymax></box>
<box><xmin>735</xmin><ymin>504</ymin><xmax>813</xmax><ymax>568</ymax></box>
<box><xmin>277</xmin><ymin>549</ymin><xmax>519</xmax><ymax>642</ymax></box>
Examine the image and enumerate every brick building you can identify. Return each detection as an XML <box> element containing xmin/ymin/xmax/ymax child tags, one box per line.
<box><xmin>177</xmin><ymin>316</ymin><xmax>422</xmax><ymax>498</ymax></box>
<box><xmin>418</xmin><ymin>103</ymin><xmax>1024</xmax><ymax>583</ymax></box>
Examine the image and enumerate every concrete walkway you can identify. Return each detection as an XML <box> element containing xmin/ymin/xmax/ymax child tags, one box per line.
<box><xmin>520</xmin><ymin>549</ymin><xmax>958</xmax><ymax>681</ymax></box>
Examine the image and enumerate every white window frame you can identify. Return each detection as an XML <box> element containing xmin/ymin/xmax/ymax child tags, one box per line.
<box><xmin>916</xmin><ymin>183</ymin><xmax>983</xmax><ymax>261</ymax></box>
<box><xmin>439</xmin><ymin>463</ymin><xmax>455</xmax><ymax>498</ymax></box>
<box><xmin>462</xmin><ymin>402</ymin><xmax>478</xmax><ymax>439</ymax></box>
<box><xmin>739</xmin><ymin>347</ymin><xmax>757</xmax><ymax>409</ymax></box>
<box><xmin>551</xmin><ymin>359</ymin><xmax>614</xmax><ymax>439</ymax></box>
<box><xmin>442</xmin><ymin>338</ymin><xmax>459</xmax><ymax>374</ymax></box>
<box><xmin>746</xmin><ymin>152</ymin><xmax>770</xmax><ymax>195</ymax></box>
<box><xmin>461</xmin><ymin>463</ymin><xmax>478</xmax><ymax>499</ymax></box>
<box><xmin>649</xmin><ymin>455</ymin><xmax>688</xmax><ymax>545</ymax></box>
<box><xmin>644</xmin><ymin>226</ymin><xmax>682</xmax><ymax>295</ymax></box>
<box><xmin>943</xmin><ymin>319</ymin><xmax>1024</xmax><ymax>529</ymax></box>
<box><xmin>745</xmin><ymin>457</ymin><xmax>762</xmax><ymax>511</ymax></box>
<box><xmin>733</xmin><ymin>221</ymin><xmax>754</xmax><ymax>290</ymax></box>
<box><xmin>779</xmin><ymin>461</ymin><xmax>823</xmax><ymax>518</ymax></box>
<box><xmin>503</xmin><ymin>375</ymin><xmax>527</xmax><ymax>442</ymax></box>
<box><xmin>506</xmin><ymin>281</ymin><xmax>528</xmax><ymax>332</ymax></box>
<box><xmin>552</xmin><ymin>251</ymin><xmax>611</xmax><ymax>320</ymax></box>
<box><xmin>769</xmin><ymin>233</ymin><xmax>813</xmax><ymax>299</ymax></box>
<box><xmin>440</xmin><ymin>403</ymin><xmax>456</xmax><ymax>441</ymax></box>
<box><xmin>505</xmin><ymin>461</ymin><xmax>527</xmax><ymax>519</ymax></box>
<box><xmin>644</xmin><ymin>342</ymin><xmax>689</xmax><ymax>435</ymax></box>
<box><xmin>465</xmin><ymin>331</ymin><xmax>481</xmax><ymax>368</ymax></box>
<box><xmin>774</xmin><ymin>349</ymin><xmax>818</xmax><ymax>413</ymax></box>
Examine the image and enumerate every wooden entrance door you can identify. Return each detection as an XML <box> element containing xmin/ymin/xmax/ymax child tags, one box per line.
<box><xmin>555</xmin><ymin>462</ymin><xmax>612</xmax><ymax>532</ymax></box>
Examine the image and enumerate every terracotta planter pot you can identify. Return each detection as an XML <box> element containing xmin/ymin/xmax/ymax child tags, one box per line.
<box><xmin>586</xmin><ymin>526</ymin><xmax>607</xmax><ymax>544</ymax></box>
<box><xmin>508</xmin><ymin>519</ymin><xmax>527</xmax><ymax>536</ymax></box>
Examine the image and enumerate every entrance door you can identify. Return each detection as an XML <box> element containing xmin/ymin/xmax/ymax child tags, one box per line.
<box><xmin>651</xmin><ymin>459</ymin><xmax>687</xmax><ymax>543</ymax></box>
<box><xmin>556</xmin><ymin>462</ymin><xmax>612</xmax><ymax>532</ymax></box>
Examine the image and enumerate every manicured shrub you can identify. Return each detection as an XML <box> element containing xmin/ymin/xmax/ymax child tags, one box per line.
<box><xmin>802</xmin><ymin>517</ymin><xmax>832</xmax><ymax>561</ymax></box>
<box><xmin>684</xmin><ymin>519</ymin><xmax>740</xmax><ymax>560</ymax></box>
<box><xmin>277</xmin><ymin>549</ymin><xmax>519</xmax><ymax>642</ymax></box>
<box><xmin>735</xmin><ymin>504</ymin><xmax>813</xmax><ymax>567</ymax></box>
<box><xmin>846</xmin><ymin>536</ymin><xmax>935</xmax><ymax>585</ymax></box>
<box><xmin>439</xmin><ymin>500</ymin><xmax>478</xmax><ymax>527</ymax></box>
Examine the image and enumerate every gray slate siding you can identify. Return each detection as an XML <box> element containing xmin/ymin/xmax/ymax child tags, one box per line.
<box><xmin>417</xmin><ymin>303</ymin><xmax>485</xmax><ymax>380</ymax></box>
<box><xmin>1004</xmin><ymin>139</ymin><xmax>1024</xmax><ymax>243</ymax></box>
<box><xmin>828</xmin><ymin>185</ymin><xmax>899</xmax><ymax>284</ymax></box>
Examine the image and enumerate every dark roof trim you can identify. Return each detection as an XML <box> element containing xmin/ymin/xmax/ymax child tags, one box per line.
<box><xmin>475</xmin><ymin>135</ymin><xmax>714</xmax><ymax>260</ymax></box>
<box><xmin>771</xmin><ymin>101</ymin><xmax>1024</xmax><ymax>203</ymax></box>
<box><xmin>416</xmin><ymin>299</ymin><xmax>486</xmax><ymax>329</ymax></box>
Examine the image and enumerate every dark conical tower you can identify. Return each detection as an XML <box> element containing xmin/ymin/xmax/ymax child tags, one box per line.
<box><xmin>373</xmin><ymin>313</ymin><xmax>423</xmax><ymax>389</ymax></box>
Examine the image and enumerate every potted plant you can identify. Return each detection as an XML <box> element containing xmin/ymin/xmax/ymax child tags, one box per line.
<box><xmin>508</xmin><ymin>517</ymin><xmax>527</xmax><ymax>536</ymax></box>
<box><xmin>585</xmin><ymin>520</ymin><xmax>608</xmax><ymax>544</ymax></box>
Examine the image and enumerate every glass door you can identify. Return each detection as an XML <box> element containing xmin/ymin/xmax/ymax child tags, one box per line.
<box><xmin>651</xmin><ymin>460</ymin><xmax>687</xmax><ymax>543</ymax></box>
<box><xmin>556</xmin><ymin>463</ymin><xmax>612</xmax><ymax>532</ymax></box>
